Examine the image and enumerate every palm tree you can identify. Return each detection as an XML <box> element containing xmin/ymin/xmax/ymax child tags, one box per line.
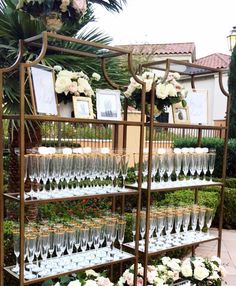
<box><xmin>0</xmin><ymin>0</ymin><xmax>128</xmax><ymax>219</ymax></box>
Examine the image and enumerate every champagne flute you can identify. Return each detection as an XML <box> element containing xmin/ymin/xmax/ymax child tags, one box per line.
<box><xmin>121</xmin><ymin>154</ymin><xmax>129</xmax><ymax>190</ymax></box>
<box><xmin>190</xmin><ymin>205</ymin><xmax>199</xmax><ymax>239</ymax></box>
<box><xmin>12</xmin><ymin>229</ymin><xmax>20</xmax><ymax>273</ymax></box>
<box><xmin>182</xmin><ymin>210</ymin><xmax>191</xmax><ymax>242</ymax></box>
<box><xmin>182</xmin><ymin>152</ymin><xmax>190</xmax><ymax>183</ymax></box>
<box><xmin>132</xmin><ymin>209</ymin><xmax>136</xmax><ymax>245</ymax></box>
<box><xmin>26</xmin><ymin>234</ymin><xmax>37</xmax><ymax>279</ymax></box>
<box><xmin>93</xmin><ymin>225</ymin><xmax>101</xmax><ymax>262</ymax></box>
<box><xmin>174</xmin><ymin>151</ymin><xmax>182</xmax><ymax>185</ymax></box>
<box><xmin>133</xmin><ymin>153</ymin><xmax>139</xmax><ymax>186</ymax></box>
<box><xmin>140</xmin><ymin>211</ymin><xmax>146</xmax><ymax>248</ymax></box>
<box><xmin>166</xmin><ymin>153</ymin><xmax>174</xmax><ymax>186</ymax></box>
<box><xmin>174</xmin><ymin>209</ymin><xmax>183</xmax><ymax>244</ymax></box>
<box><xmin>48</xmin><ymin>228</ymin><xmax>55</xmax><ymax>258</ymax></box>
<box><xmin>205</xmin><ymin>207</ymin><xmax>214</xmax><ymax>236</ymax></box>
<box><xmin>117</xmin><ymin>219</ymin><xmax>126</xmax><ymax>256</ymax></box>
<box><xmin>198</xmin><ymin>206</ymin><xmax>206</xmax><ymax>238</ymax></box>
<box><xmin>208</xmin><ymin>149</ymin><xmax>216</xmax><ymax>182</ymax></box>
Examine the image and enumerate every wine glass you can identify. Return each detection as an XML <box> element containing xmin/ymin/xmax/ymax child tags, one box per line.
<box><xmin>182</xmin><ymin>152</ymin><xmax>190</xmax><ymax>183</ymax></box>
<box><xmin>202</xmin><ymin>149</ymin><xmax>209</xmax><ymax>181</ymax></box>
<box><xmin>158</xmin><ymin>154</ymin><xmax>167</xmax><ymax>186</ymax></box>
<box><xmin>182</xmin><ymin>210</ymin><xmax>191</xmax><ymax>242</ymax></box>
<box><xmin>75</xmin><ymin>224</ymin><xmax>81</xmax><ymax>253</ymax></box>
<box><xmin>133</xmin><ymin>153</ymin><xmax>140</xmax><ymax>186</ymax></box>
<box><xmin>208</xmin><ymin>149</ymin><xmax>216</xmax><ymax>182</ymax></box>
<box><xmin>174</xmin><ymin>151</ymin><xmax>182</xmax><ymax>185</ymax></box>
<box><xmin>190</xmin><ymin>206</ymin><xmax>199</xmax><ymax>239</ymax></box>
<box><xmin>140</xmin><ymin>211</ymin><xmax>146</xmax><ymax>248</ymax></box>
<box><xmin>189</xmin><ymin>153</ymin><xmax>196</xmax><ymax>183</ymax></box>
<box><xmin>198</xmin><ymin>206</ymin><xmax>206</xmax><ymax>238</ymax></box>
<box><xmin>48</xmin><ymin>228</ymin><xmax>55</xmax><ymax>258</ymax></box>
<box><xmin>155</xmin><ymin>212</ymin><xmax>165</xmax><ymax>248</ymax></box>
<box><xmin>117</xmin><ymin>219</ymin><xmax>126</xmax><ymax>256</ymax></box>
<box><xmin>131</xmin><ymin>209</ymin><xmax>136</xmax><ymax>245</ymax></box>
<box><xmin>166</xmin><ymin>153</ymin><xmax>174</xmax><ymax>186</ymax></box>
<box><xmin>80</xmin><ymin>226</ymin><xmax>89</xmax><ymax>253</ymax></box>
<box><xmin>165</xmin><ymin>210</ymin><xmax>174</xmax><ymax>245</ymax></box>
<box><xmin>12</xmin><ymin>229</ymin><xmax>20</xmax><ymax>273</ymax></box>
<box><xmin>142</xmin><ymin>153</ymin><xmax>149</xmax><ymax>185</ymax></box>
<box><xmin>205</xmin><ymin>207</ymin><xmax>214</xmax><ymax>236</ymax></box>
<box><xmin>105</xmin><ymin>221</ymin><xmax>115</xmax><ymax>260</ymax></box>
<box><xmin>174</xmin><ymin>208</ymin><xmax>183</xmax><ymax>244</ymax></box>
<box><xmin>93</xmin><ymin>225</ymin><xmax>101</xmax><ymax>262</ymax></box>
<box><xmin>121</xmin><ymin>154</ymin><xmax>130</xmax><ymax>191</ymax></box>
<box><xmin>26</xmin><ymin>234</ymin><xmax>37</xmax><ymax>279</ymax></box>
<box><xmin>38</xmin><ymin>155</ymin><xmax>50</xmax><ymax>199</ymax></box>
<box><xmin>151</xmin><ymin>153</ymin><xmax>159</xmax><ymax>184</ymax></box>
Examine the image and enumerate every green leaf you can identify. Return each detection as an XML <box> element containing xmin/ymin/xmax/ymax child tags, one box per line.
<box><xmin>182</xmin><ymin>99</ymin><xmax>187</xmax><ymax>107</ymax></box>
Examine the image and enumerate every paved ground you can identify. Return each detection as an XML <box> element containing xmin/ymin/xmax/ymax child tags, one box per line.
<box><xmin>194</xmin><ymin>229</ymin><xmax>236</xmax><ymax>286</ymax></box>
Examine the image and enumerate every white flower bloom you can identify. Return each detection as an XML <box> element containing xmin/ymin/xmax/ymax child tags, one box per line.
<box><xmin>192</xmin><ymin>259</ymin><xmax>204</xmax><ymax>268</ymax></box>
<box><xmin>54</xmin><ymin>65</ymin><xmax>62</xmax><ymax>72</ymax></box>
<box><xmin>181</xmin><ymin>263</ymin><xmax>193</xmax><ymax>277</ymax></box>
<box><xmin>124</xmin><ymin>85</ymin><xmax>136</xmax><ymax>98</ymax></box>
<box><xmin>77</xmin><ymin>77</ymin><xmax>92</xmax><ymax>95</ymax></box>
<box><xmin>78</xmin><ymin>71</ymin><xmax>89</xmax><ymax>80</ymax></box>
<box><xmin>167</xmin><ymin>260</ymin><xmax>181</xmax><ymax>271</ymax></box>
<box><xmin>173</xmin><ymin>72</ymin><xmax>181</xmax><ymax>80</ymax></box>
<box><xmin>84</xmin><ymin>280</ymin><xmax>97</xmax><ymax>286</ymax></box>
<box><xmin>219</xmin><ymin>265</ymin><xmax>227</xmax><ymax>277</ymax></box>
<box><xmin>54</xmin><ymin>283</ymin><xmax>60</xmax><ymax>286</ymax></box>
<box><xmin>141</xmin><ymin>71</ymin><xmax>155</xmax><ymax>80</ymax></box>
<box><xmin>96</xmin><ymin>276</ymin><xmax>113</xmax><ymax>286</ymax></box>
<box><xmin>85</xmin><ymin>269</ymin><xmax>99</xmax><ymax>277</ymax></box>
<box><xmin>156</xmin><ymin>83</ymin><xmax>169</xmax><ymax>99</ymax></box>
<box><xmin>144</xmin><ymin>78</ymin><xmax>153</xmax><ymax>92</ymax></box>
<box><xmin>68</xmin><ymin>280</ymin><xmax>81</xmax><ymax>286</ymax></box>
<box><xmin>154</xmin><ymin>277</ymin><xmax>165</xmax><ymax>286</ymax></box>
<box><xmin>165</xmin><ymin>83</ymin><xmax>177</xmax><ymax>97</ymax></box>
<box><xmin>92</xmin><ymin>72</ymin><xmax>101</xmax><ymax>81</ymax></box>
<box><xmin>55</xmin><ymin>76</ymin><xmax>72</xmax><ymax>94</ymax></box>
<box><xmin>208</xmin><ymin>271</ymin><xmax>220</xmax><ymax>281</ymax></box>
<box><xmin>211</xmin><ymin>256</ymin><xmax>222</xmax><ymax>266</ymax></box>
<box><xmin>194</xmin><ymin>266</ymin><xmax>209</xmax><ymax>281</ymax></box>
<box><xmin>130</xmin><ymin>77</ymin><xmax>142</xmax><ymax>89</ymax></box>
<box><xmin>57</xmin><ymin>70</ymin><xmax>74</xmax><ymax>79</ymax></box>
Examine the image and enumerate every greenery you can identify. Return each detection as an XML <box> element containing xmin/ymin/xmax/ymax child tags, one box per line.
<box><xmin>228</xmin><ymin>45</ymin><xmax>236</xmax><ymax>138</ymax></box>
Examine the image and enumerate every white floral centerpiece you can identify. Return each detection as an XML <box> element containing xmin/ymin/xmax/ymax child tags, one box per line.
<box><xmin>124</xmin><ymin>71</ymin><xmax>188</xmax><ymax>117</ymax></box>
<box><xmin>54</xmin><ymin>65</ymin><xmax>100</xmax><ymax>102</ymax></box>
<box><xmin>16</xmin><ymin>0</ymin><xmax>87</xmax><ymax>31</ymax></box>
<box><xmin>53</xmin><ymin>269</ymin><xmax>113</xmax><ymax>286</ymax></box>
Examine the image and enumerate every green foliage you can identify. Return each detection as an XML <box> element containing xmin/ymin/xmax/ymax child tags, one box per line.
<box><xmin>173</xmin><ymin>137</ymin><xmax>236</xmax><ymax>178</ymax></box>
<box><xmin>228</xmin><ymin>45</ymin><xmax>236</xmax><ymax>138</ymax></box>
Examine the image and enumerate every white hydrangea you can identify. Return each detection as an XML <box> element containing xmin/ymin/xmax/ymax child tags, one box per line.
<box><xmin>68</xmin><ymin>280</ymin><xmax>81</xmax><ymax>286</ymax></box>
<box><xmin>156</xmin><ymin>83</ymin><xmax>169</xmax><ymax>99</ymax></box>
<box><xmin>194</xmin><ymin>266</ymin><xmax>209</xmax><ymax>281</ymax></box>
<box><xmin>181</xmin><ymin>262</ymin><xmax>193</xmax><ymax>277</ymax></box>
<box><xmin>55</xmin><ymin>76</ymin><xmax>72</xmax><ymax>94</ymax></box>
<box><xmin>92</xmin><ymin>72</ymin><xmax>101</xmax><ymax>81</ymax></box>
<box><xmin>84</xmin><ymin>280</ymin><xmax>97</xmax><ymax>286</ymax></box>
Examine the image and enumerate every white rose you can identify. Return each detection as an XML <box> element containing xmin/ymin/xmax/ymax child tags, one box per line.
<box><xmin>156</xmin><ymin>83</ymin><xmax>168</xmax><ymax>99</ymax></box>
<box><xmin>181</xmin><ymin>263</ymin><xmax>193</xmax><ymax>277</ymax></box>
<box><xmin>194</xmin><ymin>266</ymin><xmax>209</xmax><ymax>281</ymax></box>
<box><xmin>54</xmin><ymin>65</ymin><xmax>62</xmax><ymax>72</ymax></box>
<box><xmin>85</xmin><ymin>269</ymin><xmax>99</xmax><ymax>277</ymax></box>
<box><xmin>125</xmin><ymin>273</ymin><xmax>134</xmax><ymax>286</ymax></box>
<box><xmin>141</xmin><ymin>71</ymin><xmax>155</xmax><ymax>79</ymax></box>
<box><xmin>84</xmin><ymin>280</ymin><xmax>97</xmax><ymax>286</ymax></box>
<box><xmin>192</xmin><ymin>259</ymin><xmax>204</xmax><ymax>268</ymax></box>
<box><xmin>167</xmin><ymin>260</ymin><xmax>181</xmax><ymax>272</ymax></box>
<box><xmin>96</xmin><ymin>276</ymin><xmax>113</xmax><ymax>286</ymax></box>
<box><xmin>55</xmin><ymin>77</ymin><xmax>72</xmax><ymax>94</ymax></box>
<box><xmin>161</xmin><ymin>256</ymin><xmax>171</xmax><ymax>265</ymax></box>
<box><xmin>68</xmin><ymin>280</ymin><xmax>81</xmax><ymax>286</ymax></box>
<box><xmin>68</xmin><ymin>81</ymin><xmax>78</xmax><ymax>94</ymax></box>
<box><xmin>156</xmin><ymin>265</ymin><xmax>167</xmax><ymax>272</ymax></box>
<box><xmin>147</xmin><ymin>270</ymin><xmax>156</xmax><ymax>284</ymax></box>
<box><xmin>78</xmin><ymin>71</ymin><xmax>89</xmax><ymax>80</ymax></box>
<box><xmin>165</xmin><ymin>83</ymin><xmax>177</xmax><ymax>97</ymax></box>
<box><xmin>154</xmin><ymin>277</ymin><xmax>165</xmax><ymax>286</ymax></box>
<box><xmin>92</xmin><ymin>72</ymin><xmax>101</xmax><ymax>81</ymax></box>
<box><xmin>57</xmin><ymin>70</ymin><xmax>74</xmax><ymax>79</ymax></box>
<box><xmin>130</xmin><ymin>77</ymin><xmax>142</xmax><ymax>89</ymax></box>
<box><xmin>124</xmin><ymin>85</ymin><xmax>136</xmax><ymax>98</ymax></box>
<box><xmin>54</xmin><ymin>283</ymin><xmax>60</xmax><ymax>286</ymax></box>
<box><xmin>77</xmin><ymin>77</ymin><xmax>92</xmax><ymax>94</ymax></box>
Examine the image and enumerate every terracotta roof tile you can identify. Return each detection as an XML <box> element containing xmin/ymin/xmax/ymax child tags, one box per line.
<box><xmin>194</xmin><ymin>53</ymin><xmax>230</xmax><ymax>69</ymax></box>
<box><xmin>116</xmin><ymin>42</ymin><xmax>195</xmax><ymax>55</ymax></box>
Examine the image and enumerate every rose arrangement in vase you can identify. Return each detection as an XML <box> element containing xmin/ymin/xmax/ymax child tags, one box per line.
<box><xmin>124</xmin><ymin>71</ymin><xmax>188</xmax><ymax>118</ymax></box>
<box><xmin>54</xmin><ymin>65</ymin><xmax>100</xmax><ymax>104</ymax></box>
<box><xmin>16</xmin><ymin>0</ymin><xmax>87</xmax><ymax>32</ymax></box>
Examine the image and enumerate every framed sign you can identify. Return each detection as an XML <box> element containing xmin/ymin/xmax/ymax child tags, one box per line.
<box><xmin>96</xmin><ymin>89</ymin><xmax>121</xmax><ymax>120</ymax></box>
<box><xmin>72</xmin><ymin>96</ymin><xmax>94</xmax><ymax>119</ymax></box>
<box><xmin>172</xmin><ymin>104</ymin><xmax>190</xmax><ymax>124</ymax></box>
<box><xmin>185</xmin><ymin>89</ymin><xmax>208</xmax><ymax>124</ymax></box>
<box><xmin>29</xmin><ymin>65</ymin><xmax>58</xmax><ymax>115</ymax></box>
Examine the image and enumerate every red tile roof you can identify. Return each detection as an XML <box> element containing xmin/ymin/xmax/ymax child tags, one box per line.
<box><xmin>116</xmin><ymin>42</ymin><xmax>196</xmax><ymax>55</ymax></box>
<box><xmin>194</xmin><ymin>53</ymin><xmax>230</xmax><ymax>69</ymax></box>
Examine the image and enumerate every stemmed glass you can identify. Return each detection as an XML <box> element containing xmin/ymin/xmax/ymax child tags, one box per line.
<box><xmin>133</xmin><ymin>153</ymin><xmax>140</xmax><ymax>186</ymax></box>
<box><xmin>174</xmin><ymin>209</ymin><xmax>183</xmax><ymax>244</ymax></box>
<box><xmin>26</xmin><ymin>234</ymin><xmax>37</xmax><ymax>279</ymax></box>
<box><xmin>75</xmin><ymin>225</ymin><xmax>81</xmax><ymax>253</ymax></box>
<box><xmin>12</xmin><ymin>229</ymin><xmax>20</xmax><ymax>273</ymax></box>
<box><xmin>182</xmin><ymin>210</ymin><xmax>191</xmax><ymax>242</ymax></box>
<box><xmin>202</xmin><ymin>149</ymin><xmax>209</xmax><ymax>181</ymax></box>
<box><xmin>190</xmin><ymin>206</ymin><xmax>199</xmax><ymax>239</ymax></box>
<box><xmin>52</xmin><ymin>155</ymin><xmax>63</xmax><ymax>196</ymax></box>
<box><xmin>80</xmin><ymin>226</ymin><xmax>89</xmax><ymax>254</ymax></box>
<box><xmin>120</xmin><ymin>154</ymin><xmax>129</xmax><ymax>190</ymax></box>
<box><xmin>93</xmin><ymin>225</ymin><xmax>101</xmax><ymax>262</ymax></box>
<box><xmin>105</xmin><ymin>221</ymin><xmax>115</xmax><ymax>260</ymax></box>
<box><xmin>182</xmin><ymin>152</ymin><xmax>190</xmax><ymax>182</ymax></box>
<box><xmin>117</xmin><ymin>219</ymin><xmax>126</xmax><ymax>256</ymax></box>
<box><xmin>132</xmin><ymin>209</ymin><xmax>136</xmax><ymax>245</ymax></box>
<box><xmin>174</xmin><ymin>151</ymin><xmax>182</xmax><ymax>185</ymax></box>
<box><xmin>165</xmin><ymin>211</ymin><xmax>174</xmax><ymax>245</ymax></box>
<box><xmin>48</xmin><ymin>228</ymin><xmax>55</xmax><ymax>258</ymax></box>
<box><xmin>189</xmin><ymin>153</ymin><xmax>196</xmax><ymax>183</ymax></box>
<box><xmin>198</xmin><ymin>206</ymin><xmax>206</xmax><ymax>238</ymax></box>
<box><xmin>155</xmin><ymin>212</ymin><xmax>165</xmax><ymax>248</ymax></box>
<box><xmin>158</xmin><ymin>154</ymin><xmax>167</xmax><ymax>186</ymax></box>
<box><xmin>140</xmin><ymin>211</ymin><xmax>146</xmax><ymax>248</ymax></box>
<box><xmin>195</xmin><ymin>150</ymin><xmax>203</xmax><ymax>182</ymax></box>
<box><xmin>142</xmin><ymin>153</ymin><xmax>149</xmax><ymax>185</ymax></box>
<box><xmin>39</xmin><ymin>155</ymin><xmax>50</xmax><ymax>199</ymax></box>
<box><xmin>208</xmin><ymin>149</ymin><xmax>216</xmax><ymax>182</ymax></box>
<box><xmin>151</xmin><ymin>153</ymin><xmax>159</xmax><ymax>184</ymax></box>
<box><xmin>166</xmin><ymin>153</ymin><xmax>174</xmax><ymax>186</ymax></box>
<box><xmin>205</xmin><ymin>207</ymin><xmax>214</xmax><ymax>236</ymax></box>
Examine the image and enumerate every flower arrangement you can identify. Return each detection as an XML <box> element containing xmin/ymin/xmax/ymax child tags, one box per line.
<box><xmin>16</xmin><ymin>0</ymin><xmax>87</xmax><ymax>30</ymax></box>
<box><xmin>53</xmin><ymin>269</ymin><xmax>113</xmax><ymax>286</ymax></box>
<box><xmin>54</xmin><ymin>65</ymin><xmax>101</xmax><ymax>103</ymax></box>
<box><xmin>124</xmin><ymin>71</ymin><xmax>188</xmax><ymax>117</ymax></box>
<box><xmin>118</xmin><ymin>256</ymin><xmax>225</xmax><ymax>286</ymax></box>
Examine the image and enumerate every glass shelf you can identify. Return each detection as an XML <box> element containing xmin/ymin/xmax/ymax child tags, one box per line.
<box><xmin>124</xmin><ymin>232</ymin><xmax>218</xmax><ymax>256</ymax></box>
<box><xmin>126</xmin><ymin>180</ymin><xmax>223</xmax><ymax>192</ymax></box>
<box><xmin>4</xmin><ymin>188</ymin><xmax>138</xmax><ymax>205</ymax></box>
<box><xmin>4</xmin><ymin>247</ymin><xmax>134</xmax><ymax>285</ymax></box>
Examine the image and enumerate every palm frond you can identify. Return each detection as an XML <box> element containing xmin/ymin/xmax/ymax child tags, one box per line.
<box><xmin>89</xmin><ymin>0</ymin><xmax>126</xmax><ymax>12</ymax></box>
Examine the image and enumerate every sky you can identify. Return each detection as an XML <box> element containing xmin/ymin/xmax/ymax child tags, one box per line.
<box><xmin>89</xmin><ymin>0</ymin><xmax>236</xmax><ymax>59</ymax></box>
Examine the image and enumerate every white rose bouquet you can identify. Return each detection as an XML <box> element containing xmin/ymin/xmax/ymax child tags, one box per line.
<box><xmin>53</xmin><ymin>65</ymin><xmax>100</xmax><ymax>104</ymax></box>
<box><xmin>52</xmin><ymin>269</ymin><xmax>113</xmax><ymax>286</ymax></box>
<box><xmin>180</xmin><ymin>256</ymin><xmax>226</xmax><ymax>286</ymax></box>
<box><xmin>16</xmin><ymin>0</ymin><xmax>87</xmax><ymax>27</ymax></box>
<box><xmin>124</xmin><ymin>71</ymin><xmax>188</xmax><ymax>117</ymax></box>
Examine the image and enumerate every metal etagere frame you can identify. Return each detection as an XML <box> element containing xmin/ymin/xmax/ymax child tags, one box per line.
<box><xmin>0</xmin><ymin>33</ymin><xmax>230</xmax><ymax>286</ymax></box>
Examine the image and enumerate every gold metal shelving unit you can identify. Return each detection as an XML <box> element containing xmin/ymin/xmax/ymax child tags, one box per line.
<box><xmin>0</xmin><ymin>33</ymin><xmax>230</xmax><ymax>286</ymax></box>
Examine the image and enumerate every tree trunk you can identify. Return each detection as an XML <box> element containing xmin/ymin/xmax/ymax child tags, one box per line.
<box><xmin>7</xmin><ymin>121</ymin><xmax>42</xmax><ymax>221</ymax></box>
